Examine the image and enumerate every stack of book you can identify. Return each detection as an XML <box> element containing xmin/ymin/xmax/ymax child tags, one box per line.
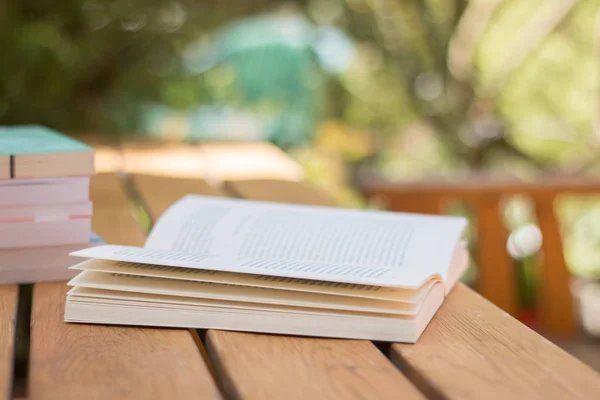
<box><xmin>0</xmin><ymin>125</ymin><xmax>101</xmax><ymax>284</ymax></box>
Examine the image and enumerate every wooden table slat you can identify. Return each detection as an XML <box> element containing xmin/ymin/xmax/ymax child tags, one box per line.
<box><xmin>391</xmin><ymin>284</ymin><xmax>600</xmax><ymax>400</ymax></box>
<box><xmin>207</xmin><ymin>331</ymin><xmax>425</xmax><ymax>400</ymax></box>
<box><xmin>89</xmin><ymin>174</ymin><xmax>147</xmax><ymax>246</ymax></box>
<box><xmin>28</xmin><ymin>174</ymin><xmax>221</xmax><ymax>400</ymax></box>
<box><xmin>121</xmin><ymin>142</ymin><xmax>304</xmax><ymax>181</ymax></box>
<box><xmin>132</xmin><ymin>174</ymin><xmax>224</xmax><ymax>221</ymax></box>
<box><xmin>0</xmin><ymin>285</ymin><xmax>18</xmax><ymax>400</ymax></box>
<box><xmin>132</xmin><ymin>175</ymin><xmax>424</xmax><ymax>400</ymax></box>
<box><xmin>225</xmin><ymin>179</ymin><xmax>335</xmax><ymax>206</ymax></box>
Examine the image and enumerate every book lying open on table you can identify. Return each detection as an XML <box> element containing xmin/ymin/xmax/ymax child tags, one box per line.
<box><xmin>65</xmin><ymin>195</ymin><xmax>468</xmax><ymax>343</ymax></box>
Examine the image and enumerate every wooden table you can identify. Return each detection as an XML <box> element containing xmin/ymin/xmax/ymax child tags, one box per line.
<box><xmin>2</xmin><ymin>141</ymin><xmax>600</xmax><ymax>399</ymax></box>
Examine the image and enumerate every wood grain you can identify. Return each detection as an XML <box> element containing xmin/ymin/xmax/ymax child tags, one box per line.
<box><xmin>29</xmin><ymin>283</ymin><xmax>221</xmax><ymax>400</ymax></box>
<box><xmin>133</xmin><ymin>175</ymin><xmax>424</xmax><ymax>400</ymax></box>
<box><xmin>535</xmin><ymin>197</ymin><xmax>575</xmax><ymax>336</ymax></box>
<box><xmin>28</xmin><ymin>173</ymin><xmax>221</xmax><ymax>400</ymax></box>
<box><xmin>90</xmin><ymin>173</ymin><xmax>147</xmax><ymax>246</ymax></box>
<box><xmin>0</xmin><ymin>285</ymin><xmax>18</xmax><ymax>400</ymax></box>
<box><xmin>130</xmin><ymin>174</ymin><xmax>227</xmax><ymax>378</ymax></box>
<box><xmin>132</xmin><ymin>174</ymin><xmax>223</xmax><ymax>223</ymax></box>
<box><xmin>207</xmin><ymin>331</ymin><xmax>425</xmax><ymax>400</ymax></box>
<box><xmin>362</xmin><ymin>176</ymin><xmax>600</xmax><ymax>198</ymax></box>
<box><xmin>384</xmin><ymin>194</ymin><xmax>442</xmax><ymax>215</ymax></box>
<box><xmin>225</xmin><ymin>179</ymin><xmax>336</xmax><ymax>206</ymax></box>
<box><xmin>391</xmin><ymin>284</ymin><xmax>600</xmax><ymax>400</ymax></box>
<box><xmin>474</xmin><ymin>199</ymin><xmax>518</xmax><ymax>316</ymax></box>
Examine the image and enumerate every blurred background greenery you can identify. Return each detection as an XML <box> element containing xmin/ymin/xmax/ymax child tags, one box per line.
<box><xmin>3</xmin><ymin>0</ymin><xmax>600</xmax><ymax>323</ymax></box>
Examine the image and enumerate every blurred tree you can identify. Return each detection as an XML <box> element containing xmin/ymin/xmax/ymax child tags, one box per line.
<box><xmin>335</xmin><ymin>0</ymin><xmax>600</xmax><ymax>178</ymax></box>
<box><xmin>2</xmin><ymin>0</ymin><xmax>598</xmax><ymax>172</ymax></box>
<box><xmin>0</xmin><ymin>0</ymin><xmax>309</xmax><ymax>136</ymax></box>
<box><xmin>3</xmin><ymin>0</ymin><xmax>600</xmax><ymax>284</ymax></box>
<box><xmin>140</xmin><ymin>7</ymin><xmax>348</xmax><ymax>148</ymax></box>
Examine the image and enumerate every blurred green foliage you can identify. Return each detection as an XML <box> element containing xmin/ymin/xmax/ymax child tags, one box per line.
<box><xmin>3</xmin><ymin>0</ymin><xmax>600</xmax><ymax>307</ymax></box>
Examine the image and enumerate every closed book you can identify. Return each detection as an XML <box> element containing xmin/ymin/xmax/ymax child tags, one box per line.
<box><xmin>0</xmin><ymin>232</ymin><xmax>104</xmax><ymax>284</ymax></box>
<box><xmin>65</xmin><ymin>195</ymin><xmax>469</xmax><ymax>343</ymax></box>
<box><xmin>0</xmin><ymin>176</ymin><xmax>90</xmax><ymax>206</ymax></box>
<box><xmin>0</xmin><ymin>218</ymin><xmax>91</xmax><ymax>249</ymax></box>
<box><xmin>0</xmin><ymin>125</ymin><xmax>94</xmax><ymax>179</ymax></box>
<box><xmin>0</xmin><ymin>201</ymin><xmax>92</xmax><ymax>223</ymax></box>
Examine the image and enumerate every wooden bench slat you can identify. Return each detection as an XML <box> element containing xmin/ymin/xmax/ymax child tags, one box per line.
<box><xmin>0</xmin><ymin>285</ymin><xmax>18</xmax><ymax>400</ymax></box>
<box><xmin>196</xmin><ymin>142</ymin><xmax>304</xmax><ymax>181</ymax></box>
<box><xmin>121</xmin><ymin>142</ymin><xmax>303</xmax><ymax>181</ymax></box>
<box><xmin>132</xmin><ymin>175</ymin><xmax>424</xmax><ymax>400</ymax></box>
<box><xmin>206</xmin><ymin>331</ymin><xmax>425</xmax><ymax>400</ymax></box>
<box><xmin>89</xmin><ymin>174</ymin><xmax>147</xmax><ymax>246</ymax></box>
<box><xmin>28</xmin><ymin>174</ymin><xmax>221</xmax><ymax>400</ymax></box>
<box><xmin>29</xmin><ymin>283</ymin><xmax>221</xmax><ymax>400</ymax></box>
<box><xmin>474</xmin><ymin>199</ymin><xmax>518</xmax><ymax>316</ymax></box>
<box><xmin>225</xmin><ymin>179</ymin><xmax>336</xmax><ymax>206</ymax></box>
<box><xmin>534</xmin><ymin>197</ymin><xmax>575</xmax><ymax>335</ymax></box>
<box><xmin>122</xmin><ymin>143</ymin><xmax>208</xmax><ymax>178</ymax></box>
<box><xmin>362</xmin><ymin>177</ymin><xmax>600</xmax><ymax>198</ymax></box>
<box><xmin>391</xmin><ymin>284</ymin><xmax>600</xmax><ymax>400</ymax></box>
<box><xmin>384</xmin><ymin>194</ymin><xmax>442</xmax><ymax>215</ymax></box>
<box><xmin>132</xmin><ymin>174</ymin><xmax>224</xmax><ymax>221</ymax></box>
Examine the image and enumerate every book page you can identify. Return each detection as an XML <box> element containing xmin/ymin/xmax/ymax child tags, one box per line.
<box><xmin>67</xmin><ymin>287</ymin><xmax>418</xmax><ymax>319</ymax></box>
<box><xmin>73</xmin><ymin>194</ymin><xmax>466</xmax><ymax>287</ymax></box>
<box><xmin>67</xmin><ymin>271</ymin><xmax>421</xmax><ymax>315</ymax></box>
<box><xmin>71</xmin><ymin>259</ymin><xmax>429</xmax><ymax>303</ymax></box>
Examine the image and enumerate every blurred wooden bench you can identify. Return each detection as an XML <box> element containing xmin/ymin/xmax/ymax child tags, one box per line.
<box><xmin>361</xmin><ymin>176</ymin><xmax>600</xmax><ymax>337</ymax></box>
<box><xmin>2</xmin><ymin>141</ymin><xmax>600</xmax><ymax>399</ymax></box>
<box><xmin>0</xmin><ymin>286</ymin><xmax>17</xmax><ymax>400</ymax></box>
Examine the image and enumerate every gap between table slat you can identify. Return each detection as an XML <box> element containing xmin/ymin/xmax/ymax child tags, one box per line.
<box><xmin>391</xmin><ymin>284</ymin><xmax>600</xmax><ymax>400</ymax></box>
<box><xmin>131</xmin><ymin>175</ymin><xmax>426</xmax><ymax>400</ymax></box>
<box><xmin>206</xmin><ymin>331</ymin><xmax>425</xmax><ymax>400</ymax></box>
<box><xmin>0</xmin><ymin>285</ymin><xmax>18</xmax><ymax>400</ymax></box>
<box><xmin>28</xmin><ymin>173</ymin><xmax>221</xmax><ymax>400</ymax></box>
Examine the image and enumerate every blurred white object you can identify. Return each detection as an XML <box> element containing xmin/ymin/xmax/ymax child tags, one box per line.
<box><xmin>507</xmin><ymin>223</ymin><xmax>543</xmax><ymax>259</ymax></box>
<box><xmin>571</xmin><ymin>278</ymin><xmax>600</xmax><ymax>337</ymax></box>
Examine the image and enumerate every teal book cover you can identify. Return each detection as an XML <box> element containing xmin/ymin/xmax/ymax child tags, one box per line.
<box><xmin>0</xmin><ymin>125</ymin><xmax>92</xmax><ymax>155</ymax></box>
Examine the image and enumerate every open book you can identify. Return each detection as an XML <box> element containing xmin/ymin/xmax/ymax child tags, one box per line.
<box><xmin>65</xmin><ymin>195</ymin><xmax>468</xmax><ymax>343</ymax></box>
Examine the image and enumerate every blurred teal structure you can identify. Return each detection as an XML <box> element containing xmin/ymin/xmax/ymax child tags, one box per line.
<box><xmin>140</xmin><ymin>11</ymin><xmax>354</xmax><ymax>148</ymax></box>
